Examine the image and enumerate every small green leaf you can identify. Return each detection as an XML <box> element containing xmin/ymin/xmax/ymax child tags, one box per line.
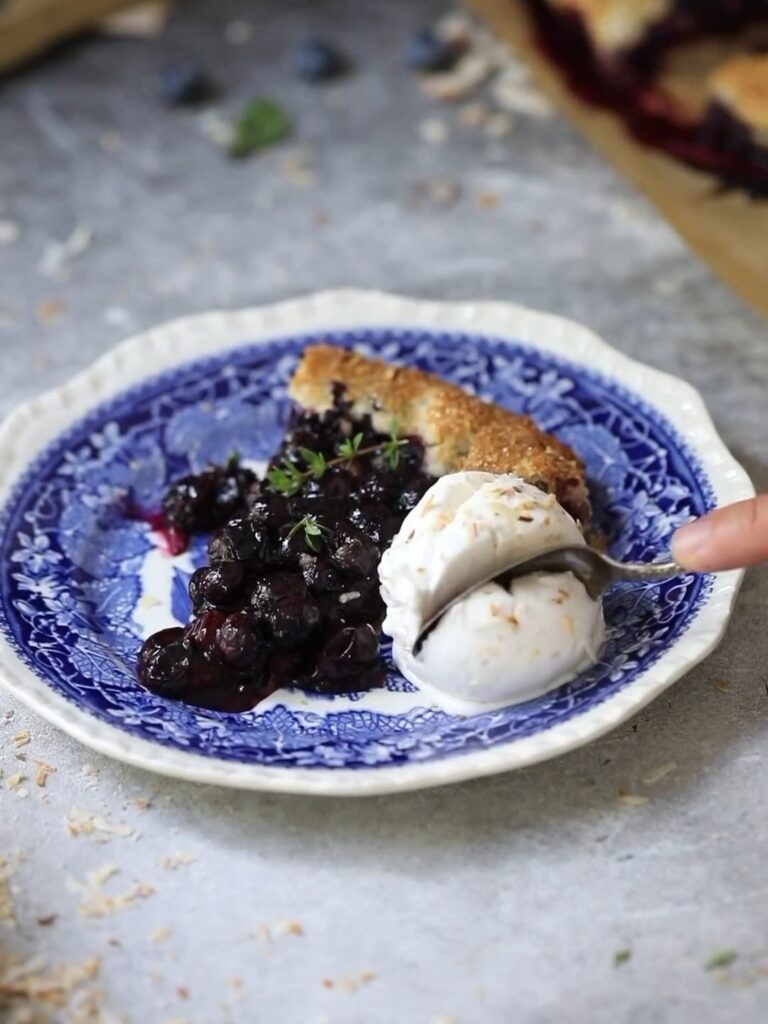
<box><xmin>266</xmin><ymin>466</ymin><xmax>291</xmax><ymax>490</ymax></box>
<box><xmin>613</xmin><ymin>949</ymin><xmax>631</xmax><ymax>968</ymax></box>
<box><xmin>267</xmin><ymin>461</ymin><xmax>304</xmax><ymax>496</ymax></box>
<box><xmin>383</xmin><ymin>418</ymin><xmax>403</xmax><ymax>470</ymax></box>
<box><xmin>288</xmin><ymin>515</ymin><xmax>330</xmax><ymax>552</ymax></box>
<box><xmin>337</xmin><ymin>432</ymin><xmax>364</xmax><ymax>459</ymax></box>
<box><xmin>229</xmin><ymin>99</ymin><xmax>292</xmax><ymax>159</ymax></box>
<box><xmin>297</xmin><ymin>447</ymin><xmax>327</xmax><ymax>478</ymax></box>
<box><xmin>383</xmin><ymin>438</ymin><xmax>400</xmax><ymax>470</ymax></box>
<box><xmin>225</xmin><ymin>450</ymin><xmax>241</xmax><ymax>471</ymax></box>
<box><xmin>705</xmin><ymin>950</ymin><xmax>737</xmax><ymax>971</ymax></box>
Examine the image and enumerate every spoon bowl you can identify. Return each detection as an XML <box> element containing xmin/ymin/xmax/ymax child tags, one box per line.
<box><xmin>413</xmin><ymin>546</ymin><xmax>686</xmax><ymax>655</ymax></box>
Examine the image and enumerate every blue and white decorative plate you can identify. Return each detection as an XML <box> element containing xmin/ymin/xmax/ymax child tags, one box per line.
<box><xmin>0</xmin><ymin>292</ymin><xmax>753</xmax><ymax>795</ymax></box>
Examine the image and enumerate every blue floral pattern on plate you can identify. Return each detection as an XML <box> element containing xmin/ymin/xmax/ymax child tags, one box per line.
<box><xmin>0</xmin><ymin>330</ymin><xmax>714</xmax><ymax>770</ymax></box>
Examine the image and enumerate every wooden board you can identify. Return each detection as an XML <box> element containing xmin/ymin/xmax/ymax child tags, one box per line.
<box><xmin>0</xmin><ymin>0</ymin><xmax>136</xmax><ymax>74</ymax></box>
<box><xmin>470</xmin><ymin>0</ymin><xmax>768</xmax><ymax>319</ymax></box>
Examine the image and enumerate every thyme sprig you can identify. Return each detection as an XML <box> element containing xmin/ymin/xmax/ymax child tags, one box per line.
<box><xmin>287</xmin><ymin>515</ymin><xmax>332</xmax><ymax>553</ymax></box>
<box><xmin>267</xmin><ymin>419</ymin><xmax>407</xmax><ymax>497</ymax></box>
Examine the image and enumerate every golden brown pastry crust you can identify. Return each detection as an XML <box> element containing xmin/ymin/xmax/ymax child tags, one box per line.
<box><xmin>289</xmin><ymin>344</ymin><xmax>591</xmax><ymax>525</ymax></box>
<box><xmin>548</xmin><ymin>0</ymin><xmax>673</xmax><ymax>53</ymax></box>
<box><xmin>709</xmin><ymin>54</ymin><xmax>768</xmax><ymax>145</ymax></box>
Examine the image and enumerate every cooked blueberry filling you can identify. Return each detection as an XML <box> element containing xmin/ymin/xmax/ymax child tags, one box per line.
<box><xmin>138</xmin><ymin>388</ymin><xmax>434</xmax><ymax>712</ymax></box>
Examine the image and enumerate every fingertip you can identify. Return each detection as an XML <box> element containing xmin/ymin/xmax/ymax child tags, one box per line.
<box><xmin>672</xmin><ymin>496</ymin><xmax>768</xmax><ymax>573</ymax></box>
<box><xmin>672</xmin><ymin>516</ymin><xmax>713</xmax><ymax>571</ymax></box>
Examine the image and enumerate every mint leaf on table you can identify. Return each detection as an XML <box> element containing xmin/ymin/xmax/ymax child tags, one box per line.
<box><xmin>705</xmin><ymin>950</ymin><xmax>737</xmax><ymax>971</ymax></box>
<box><xmin>229</xmin><ymin>100</ymin><xmax>292</xmax><ymax>159</ymax></box>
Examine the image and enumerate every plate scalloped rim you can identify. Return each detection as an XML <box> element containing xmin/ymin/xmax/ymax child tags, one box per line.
<box><xmin>0</xmin><ymin>289</ymin><xmax>754</xmax><ymax>795</ymax></box>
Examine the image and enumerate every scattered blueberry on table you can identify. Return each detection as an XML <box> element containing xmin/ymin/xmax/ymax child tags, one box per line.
<box><xmin>295</xmin><ymin>38</ymin><xmax>349</xmax><ymax>81</ymax></box>
<box><xmin>404</xmin><ymin>28</ymin><xmax>459</xmax><ymax>74</ymax></box>
<box><xmin>158</xmin><ymin>62</ymin><xmax>214</xmax><ymax>106</ymax></box>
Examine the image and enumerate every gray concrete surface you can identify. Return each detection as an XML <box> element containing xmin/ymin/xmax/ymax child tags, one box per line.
<box><xmin>1</xmin><ymin>1</ymin><xmax>767</xmax><ymax>1021</ymax></box>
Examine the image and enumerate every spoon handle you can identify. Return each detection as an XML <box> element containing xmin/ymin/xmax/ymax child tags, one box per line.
<box><xmin>604</xmin><ymin>557</ymin><xmax>686</xmax><ymax>584</ymax></box>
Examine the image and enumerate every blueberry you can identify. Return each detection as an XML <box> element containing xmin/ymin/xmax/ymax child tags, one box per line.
<box><xmin>189</xmin><ymin>562</ymin><xmax>245</xmax><ymax>610</ymax></box>
<box><xmin>404</xmin><ymin>28</ymin><xmax>458</xmax><ymax>74</ymax></box>
<box><xmin>162</xmin><ymin>473</ymin><xmax>216</xmax><ymax>532</ymax></box>
<box><xmin>348</xmin><ymin>501</ymin><xmax>389</xmax><ymax>545</ymax></box>
<box><xmin>251</xmin><ymin>574</ymin><xmax>319</xmax><ymax>645</ymax></box>
<box><xmin>395</xmin><ymin>441</ymin><xmax>426</xmax><ymax>476</ymax></box>
<box><xmin>273</xmin><ymin>528</ymin><xmax>311</xmax><ymax>567</ymax></box>
<box><xmin>158</xmin><ymin>63</ymin><xmax>214</xmax><ymax>106</ymax></box>
<box><xmin>161</xmin><ymin>460</ymin><xmax>254</xmax><ymax>535</ymax></box>
<box><xmin>295</xmin><ymin>38</ymin><xmax>348</xmax><ymax>82</ymax></box>
<box><xmin>321</xmin><ymin>468</ymin><xmax>354</xmax><ymax>502</ymax></box>
<box><xmin>357</xmin><ymin>474</ymin><xmax>396</xmax><ymax>503</ymax></box>
<box><xmin>208</xmin><ymin>518</ymin><xmax>268</xmax><ymax>563</ymax></box>
<box><xmin>217</xmin><ymin>610</ymin><xmax>266</xmax><ymax>671</ymax></box>
<box><xmin>287</xmin><ymin>492</ymin><xmax>341</xmax><ymax>522</ymax></box>
<box><xmin>299</xmin><ymin>554</ymin><xmax>342</xmax><ymax>593</ymax></box>
<box><xmin>251</xmin><ymin>573</ymin><xmax>306</xmax><ymax>611</ymax></box>
<box><xmin>138</xmin><ymin>627</ymin><xmax>190</xmax><ymax>696</ymax></box>
<box><xmin>271</xmin><ymin>592</ymin><xmax>321</xmax><ymax>645</ymax></box>
<box><xmin>336</xmin><ymin>579</ymin><xmax>384</xmax><ymax>625</ymax></box>
<box><xmin>327</xmin><ymin>625</ymin><xmax>378</xmax><ymax>666</ymax></box>
<box><xmin>397</xmin><ymin>486</ymin><xmax>426</xmax><ymax>515</ymax></box>
<box><xmin>188</xmin><ymin>567</ymin><xmax>209</xmax><ymax>612</ymax></box>
<box><xmin>248</xmin><ymin>494</ymin><xmax>288</xmax><ymax>525</ymax></box>
<box><xmin>211</xmin><ymin>466</ymin><xmax>257</xmax><ymax>523</ymax></box>
<box><xmin>331</xmin><ymin>526</ymin><xmax>379</xmax><ymax>578</ymax></box>
<box><xmin>186</xmin><ymin>609</ymin><xmax>226</xmax><ymax>653</ymax></box>
<box><xmin>315</xmin><ymin>625</ymin><xmax>380</xmax><ymax>681</ymax></box>
<box><xmin>303</xmin><ymin>661</ymin><xmax>383</xmax><ymax>695</ymax></box>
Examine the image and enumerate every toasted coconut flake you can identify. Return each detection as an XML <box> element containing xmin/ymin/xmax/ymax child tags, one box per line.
<box><xmin>161</xmin><ymin>851</ymin><xmax>195</xmax><ymax>870</ymax></box>
<box><xmin>88</xmin><ymin>864</ymin><xmax>119</xmax><ymax>888</ymax></box>
<box><xmin>35</xmin><ymin>760</ymin><xmax>56</xmax><ymax>788</ymax></box>
<box><xmin>617</xmin><ymin>788</ymin><xmax>650</xmax><ymax>806</ymax></box>
<box><xmin>67</xmin><ymin>810</ymin><xmax>134</xmax><ymax>840</ymax></box>
<box><xmin>421</xmin><ymin>54</ymin><xmax>493</xmax><ymax>102</ymax></box>
<box><xmin>0</xmin><ymin>955</ymin><xmax>101</xmax><ymax>1010</ymax></box>
<box><xmin>73</xmin><ymin>877</ymin><xmax>155</xmax><ymax>919</ymax></box>
<box><xmin>275</xmin><ymin>919</ymin><xmax>304</xmax><ymax>937</ymax></box>
<box><xmin>642</xmin><ymin>761</ymin><xmax>678</xmax><ymax>786</ymax></box>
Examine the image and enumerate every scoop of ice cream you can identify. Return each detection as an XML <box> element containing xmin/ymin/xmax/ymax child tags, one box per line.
<box><xmin>379</xmin><ymin>471</ymin><xmax>604</xmax><ymax>713</ymax></box>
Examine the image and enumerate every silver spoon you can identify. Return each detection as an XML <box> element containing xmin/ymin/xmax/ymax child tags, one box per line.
<box><xmin>412</xmin><ymin>546</ymin><xmax>686</xmax><ymax>655</ymax></box>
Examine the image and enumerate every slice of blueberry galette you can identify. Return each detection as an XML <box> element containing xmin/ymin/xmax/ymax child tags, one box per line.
<box><xmin>137</xmin><ymin>345</ymin><xmax>589</xmax><ymax>712</ymax></box>
<box><xmin>526</xmin><ymin>0</ymin><xmax>768</xmax><ymax>193</ymax></box>
<box><xmin>702</xmin><ymin>53</ymin><xmax>768</xmax><ymax>172</ymax></box>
